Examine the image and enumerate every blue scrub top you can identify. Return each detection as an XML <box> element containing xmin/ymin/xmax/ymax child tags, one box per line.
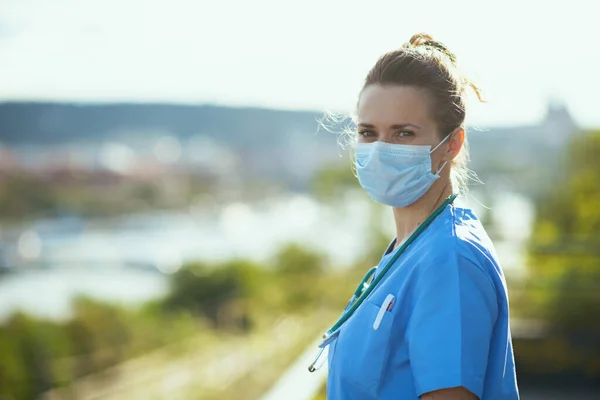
<box><xmin>327</xmin><ymin>205</ymin><xmax>519</xmax><ymax>399</ymax></box>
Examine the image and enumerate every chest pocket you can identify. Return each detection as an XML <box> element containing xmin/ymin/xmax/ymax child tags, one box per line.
<box><xmin>333</xmin><ymin>298</ymin><xmax>396</xmax><ymax>397</ymax></box>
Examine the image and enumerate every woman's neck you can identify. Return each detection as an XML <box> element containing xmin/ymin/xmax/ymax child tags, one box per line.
<box><xmin>392</xmin><ymin>180</ymin><xmax>453</xmax><ymax>250</ymax></box>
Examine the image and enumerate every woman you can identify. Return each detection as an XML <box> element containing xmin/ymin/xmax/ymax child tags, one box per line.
<box><xmin>312</xmin><ymin>34</ymin><xmax>519</xmax><ymax>399</ymax></box>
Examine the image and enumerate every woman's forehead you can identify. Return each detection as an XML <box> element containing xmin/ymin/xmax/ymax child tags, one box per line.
<box><xmin>357</xmin><ymin>85</ymin><xmax>434</xmax><ymax>128</ymax></box>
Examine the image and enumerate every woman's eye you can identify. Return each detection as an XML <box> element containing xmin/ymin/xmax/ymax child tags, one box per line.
<box><xmin>358</xmin><ymin>130</ymin><xmax>376</xmax><ymax>138</ymax></box>
<box><xmin>395</xmin><ymin>130</ymin><xmax>414</xmax><ymax>138</ymax></box>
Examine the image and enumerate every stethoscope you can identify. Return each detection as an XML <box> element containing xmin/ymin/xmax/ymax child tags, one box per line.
<box><xmin>308</xmin><ymin>194</ymin><xmax>457</xmax><ymax>372</ymax></box>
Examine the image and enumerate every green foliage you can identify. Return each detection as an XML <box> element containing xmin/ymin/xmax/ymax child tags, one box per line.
<box><xmin>0</xmin><ymin>313</ymin><xmax>53</xmax><ymax>399</ymax></box>
<box><xmin>0</xmin><ymin>242</ymin><xmax>343</xmax><ymax>398</ymax></box>
<box><xmin>165</xmin><ymin>244</ymin><xmax>329</xmax><ymax>318</ymax></box>
<box><xmin>524</xmin><ymin>130</ymin><xmax>600</xmax><ymax>379</ymax></box>
<box><xmin>64</xmin><ymin>298</ymin><xmax>132</xmax><ymax>375</ymax></box>
<box><xmin>528</xmin><ymin>130</ymin><xmax>600</xmax><ymax>308</ymax></box>
<box><xmin>164</xmin><ymin>259</ymin><xmax>266</xmax><ymax>330</ymax></box>
<box><xmin>0</xmin><ymin>306</ymin><xmax>105</xmax><ymax>398</ymax></box>
<box><xmin>273</xmin><ymin>243</ymin><xmax>325</xmax><ymax>276</ymax></box>
<box><xmin>0</xmin><ymin>297</ymin><xmax>197</xmax><ymax>399</ymax></box>
<box><xmin>272</xmin><ymin>243</ymin><xmax>327</xmax><ymax>310</ymax></box>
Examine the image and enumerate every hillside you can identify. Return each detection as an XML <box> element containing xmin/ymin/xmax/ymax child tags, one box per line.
<box><xmin>0</xmin><ymin>102</ymin><xmax>338</xmax><ymax>149</ymax></box>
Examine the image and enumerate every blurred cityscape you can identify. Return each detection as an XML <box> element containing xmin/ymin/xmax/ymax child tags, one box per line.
<box><xmin>0</xmin><ymin>101</ymin><xmax>577</xmax><ymax>279</ymax></box>
<box><xmin>0</xmin><ymin>97</ymin><xmax>599</xmax><ymax>399</ymax></box>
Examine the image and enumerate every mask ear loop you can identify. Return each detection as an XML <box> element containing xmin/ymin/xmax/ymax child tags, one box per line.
<box><xmin>435</xmin><ymin>160</ymin><xmax>448</xmax><ymax>176</ymax></box>
<box><xmin>430</xmin><ymin>132</ymin><xmax>453</xmax><ymax>153</ymax></box>
<box><xmin>430</xmin><ymin>132</ymin><xmax>453</xmax><ymax>176</ymax></box>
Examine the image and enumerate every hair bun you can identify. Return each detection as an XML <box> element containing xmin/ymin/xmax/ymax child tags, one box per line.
<box><xmin>405</xmin><ymin>32</ymin><xmax>457</xmax><ymax>64</ymax></box>
<box><xmin>407</xmin><ymin>33</ymin><xmax>435</xmax><ymax>47</ymax></box>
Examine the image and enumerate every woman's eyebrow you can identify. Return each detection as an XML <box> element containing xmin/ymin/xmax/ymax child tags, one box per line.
<box><xmin>357</xmin><ymin>122</ymin><xmax>422</xmax><ymax>130</ymax></box>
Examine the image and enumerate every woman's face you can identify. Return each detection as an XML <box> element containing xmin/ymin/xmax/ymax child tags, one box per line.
<box><xmin>356</xmin><ymin>84</ymin><xmax>453</xmax><ymax>172</ymax></box>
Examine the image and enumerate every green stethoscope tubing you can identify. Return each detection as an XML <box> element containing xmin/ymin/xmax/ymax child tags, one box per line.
<box><xmin>308</xmin><ymin>194</ymin><xmax>457</xmax><ymax>372</ymax></box>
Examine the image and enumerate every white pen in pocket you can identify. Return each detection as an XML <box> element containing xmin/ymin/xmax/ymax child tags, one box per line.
<box><xmin>373</xmin><ymin>294</ymin><xmax>395</xmax><ymax>330</ymax></box>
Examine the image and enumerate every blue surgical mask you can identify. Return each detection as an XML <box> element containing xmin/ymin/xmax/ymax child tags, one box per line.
<box><xmin>353</xmin><ymin>134</ymin><xmax>451</xmax><ymax>207</ymax></box>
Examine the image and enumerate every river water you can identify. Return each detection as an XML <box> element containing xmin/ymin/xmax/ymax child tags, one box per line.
<box><xmin>0</xmin><ymin>190</ymin><xmax>534</xmax><ymax>321</ymax></box>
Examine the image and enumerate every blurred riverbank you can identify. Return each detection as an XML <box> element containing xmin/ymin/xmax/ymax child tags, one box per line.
<box><xmin>0</xmin><ymin>189</ymin><xmax>532</xmax><ymax>322</ymax></box>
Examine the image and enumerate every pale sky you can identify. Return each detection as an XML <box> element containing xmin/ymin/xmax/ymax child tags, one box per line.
<box><xmin>1</xmin><ymin>0</ymin><xmax>599</xmax><ymax>127</ymax></box>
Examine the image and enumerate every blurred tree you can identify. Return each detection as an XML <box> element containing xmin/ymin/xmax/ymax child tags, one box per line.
<box><xmin>273</xmin><ymin>243</ymin><xmax>325</xmax><ymax>276</ymax></box>
<box><xmin>0</xmin><ymin>314</ymin><xmax>36</xmax><ymax>399</ymax></box>
<box><xmin>272</xmin><ymin>243</ymin><xmax>327</xmax><ymax>310</ymax></box>
<box><xmin>525</xmin><ymin>129</ymin><xmax>600</xmax><ymax>379</ymax></box>
<box><xmin>165</xmin><ymin>259</ymin><xmax>265</xmax><ymax>330</ymax></box>
<box><xmin>0</xmin><ymin>298</ymin><xmax>204</xmax><ymax>399</ymax></box>
<box><xmin>67</xmin><ymin>298</ymin><xmax>131</xmax><ymax>375</ymax></box>
<box><xmin>0</xmin><ymin>313</ymin><xmax>61</xmax><ymax>399</ymax></box>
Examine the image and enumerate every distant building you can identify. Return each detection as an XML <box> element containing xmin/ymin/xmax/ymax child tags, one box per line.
<box><xmin>468</xmin><ymin>101</ymin><xmax>579</xmax><ymax>196</ymax></box>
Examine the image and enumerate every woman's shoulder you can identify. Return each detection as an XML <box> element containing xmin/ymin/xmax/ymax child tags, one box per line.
<box><xmin>415</xmin><ymin>205</ymin><xmax>502</xmax><ymax>281</ymax></box>
<box><xmin>432</xmin><ymin>206</ymin><xmax>497</xmax><ymax>258</ymax></box>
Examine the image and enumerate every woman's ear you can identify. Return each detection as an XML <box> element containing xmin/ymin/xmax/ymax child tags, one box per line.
<box><xmin>446</xmin><ymin>127</ymin><xmax>465</xmax><ymax>161</ymax></box>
